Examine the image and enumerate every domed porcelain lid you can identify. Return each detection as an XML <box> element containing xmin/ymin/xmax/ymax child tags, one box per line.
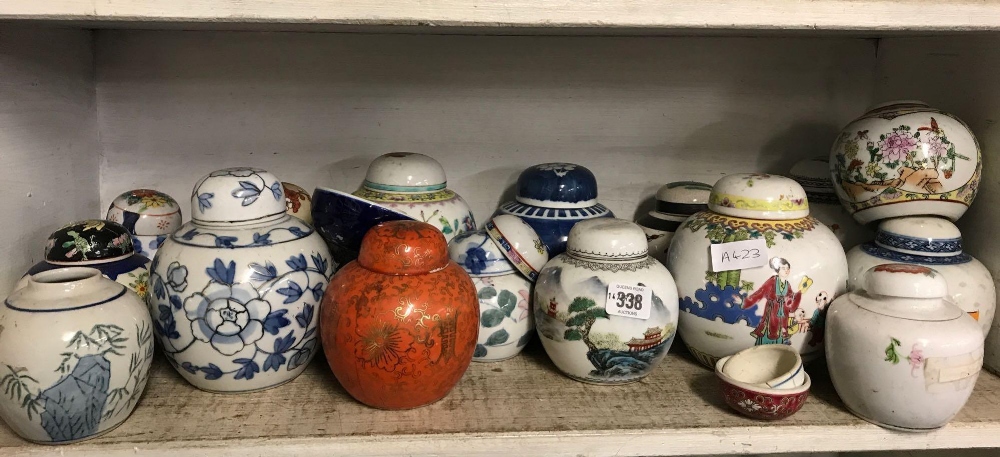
<box><xmin>361</xmin><ymin>152</ymin><xmax>447</xmax><ymax>192</ymax></box>
<box><xmin>107</xmin><ymin>189</ymin><xmax>183</xmax><ymax>236</ymax></box>
<box><xmin>863</xmin><ymin>99</ymin><xmax>929</xmax><ymax>114</ymax></box>
<box><xmin>708</xmin><ymin>173</ymin><xmax>809</xmax><ymax>220</ymax></box>
<box><xmin>449</xmin><ymin>230</ymin><xmax>515</xmax><ymax>277</ymax></box>
<box><xmin>853</xmin><ymin>264</ymin><xmax>961</xmax><ymax>321</ymax></box>
<box><xmin>566</xmin><ymin>218</ymin><xmax>648</xmax><ymax>262</ymax></box>
<box><xmin>191</xmin><ymin>167</ymin><xmax>287</xmax><ymax>224</ymax></box>
<box><xmin>873</xmin><ymin>216</ymin><xmax>964</xmax><ymax>257</ymax></box>
<box><xmin>789</xmin><ymin>158</ymin><xmax>835</xmax><ymax>194</ymax></box>
<box><xmin>484</xmin><ymin>214</ymin><xmax>549</xmax><ymax>281</ymax></box>
<box><xmin>358</xmin><ymin>220</ymin><xmax>450</xmax><ymax>275</ymax></box>
<box><xmin>44</xmin><ymin>220</ymin><xmax>135</xmax><ymax>264</ymax></box>
<box><xmin>515</xmin><ymin>163</ymin><xmax>599</xmax><ymax>209</ymax></box>
<box><xmin>653</xmin><ymin>181</ymin><xmax>712</xmax><ymax>216</ymax></box>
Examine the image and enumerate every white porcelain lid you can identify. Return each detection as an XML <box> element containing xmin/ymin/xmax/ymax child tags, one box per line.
<box><xmin>191</xmin><ymin>167</ymin><xmax>287</xmax><ymax>223</ymax></box>
<box><xmin>864</xmin><ymin>99</ymin><xmax>929</xmax><ymax>113</ymax></box>
<box><xmin>361</xmin><ymin>152</ymin><xmax>447</xmax><ymax>192</ymax></box>
<box><xmin>708</xmin><ymin>173</ymin><xmax>809</xmax><ymax>220</ymax></box>
<box><xmin>788</xmin><ymin>158</ymin><xmax>834</xmax><ymax>194</ymax></box>
<box><xmin>864</xmin><ymin>264</ymin><xmax>948</xmax><ymax>300</ymax></box>
<box><xmin>448</xmin><ymin>230</ymin><xmax>514</xmax><ymax>276</ymax></box>
<box><xmin>874</xmin><ymin>216</ymin><xmax>964</xmax><ymax>257</ymax></box>
<box><xmin>484</xmin><ymin>214</ymin><xmax>549</xmax><ymax>281</ymax></box>
<box><xmin>566</xmin><ymin>218</ymin><xmax>648</xmax><ymax>261</ymax></box>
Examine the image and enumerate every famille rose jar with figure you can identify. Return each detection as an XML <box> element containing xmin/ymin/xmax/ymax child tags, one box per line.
<box><xmin>321</xmin><ymin>220</ymin><xmax>479</xmax><ymax>409</ymax></box>
<box><xmin>0</xmin><ymin>267</ymin><xmax>153</xmax><ymax>444</ymax></box>
<box><xmin>18</xmin><ymin>220</ymin><xmax>150</xmax><ymax>301</ymax></box>
<box><xmin>106</xmin><ymin>189</ymin><xmax>182</xmax><ymax>260</ymax></box>
<box><xmin>847</xmin><ymin>216</ymin><xmax>995</xmax><ymax>337</ymax></box>
<box><xmin>448</xmin><ymin>214</ymin><xmax>549</xmax><ymax>362</ymax></box>
<box><xmin>667</xmin><ymin>173</ymin><xmax>848</xmax><ymax>369</ymax></box>
<box><xmin>826</xmin><ymin>264</ymin><xmax>983</xmax><ymax>431</ymax></box>
<box><xmin>534</xmin><ymin>218</ymin><xmax>678</xmax><ymax>384</ymax></box>
<box><xmin>789</xmin><ymin>158</ymin><xmax>871</xmax><ymax>248</ymax></box>
<box><xmin>148</xmin><ymin>167</ymin><xmax>333</xmax><ymax>393</ymax></box>
<box><xmin>282</xmin><ymin>182</ymin><xmax>313</xmax><ymax>224</ymax></box>
<box><xmin>636</xmin><ymin>181</ymin><xmax>712</xmax><ymax>264</ymax></box>
<box><xmin>496</xmin><ymin>163</ymin><xmax>614</xmax><ymax>256</ymax></box>
<box><xmin>830</xmin><ymin>100</ymin><xmax>982</xmax><ymax>224</ymax></box>
<box><xmin>353</xmin><ymin>152</ymin><xmax>475</xmax><ymax>242</ymax></box>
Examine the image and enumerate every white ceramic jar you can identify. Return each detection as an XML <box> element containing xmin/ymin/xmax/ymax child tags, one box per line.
<box><xmin>534</xmin><ymin>218</ymin><xmax>678</xmax><ymax>384</ymax></box>
<box><xmin>846</xmin><ymin>216</ymin><xmax>995</xmax><ymax>336</ymax></box>
<box><xmin>636</xmin><ymin>181</ymin><xmax>712</xmax><ymax>264</ymax></box>
<box><xmin>789</xmin><ymin>158</ymin><xmax>872</xmax><ymax>248</ymax></box>
<box><xmin>668</xmin><ymin>173</ymin><xmax>848</xmax><ymax>368</ymax></box>
<box><xmin>448</xmin><ymin>215</ymin><xmax>549</xmax><ymax>362</ymax></box>
<box><xmin>353</xmin><ymin>152</ymin><xmax>475</xmax><ymax>241</ymax></box>
<box><xmin>830</xmin><ymin>101</ymin><xmax>981</xmax><ymax>224</ymax></box>
<box><xmin>0</xmin><ymin>268</ymin><xmax>153</xmax><ymax>444</ymax></box>
<box><xmin>149</xmin><ymin>167</ymin><xmax>333</xmax><ymax>392</ymax></box>
<box><xmin>826</xmin><ymin>264</ymin><xmax>983</xmax><ymax>431</ymax></box>
<box><xmin>106</xmin><ymin>189</ymin><xmax>183</xmax><ymax>260</ymax></box>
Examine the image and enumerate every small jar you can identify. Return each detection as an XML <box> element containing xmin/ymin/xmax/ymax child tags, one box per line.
<box><xmin>788</xmin><ymin>158</ymin><xmax>872</xmax><ymax>248</ymax></box>
<box><xmin>107</xmin><ymin>189</ymin><xmax>182</xmax><ymax>260</ymax></box>
<box><xmin>534</xmin><ymin>218</ymin><xmax>678</xmax><ymax>384</ymax></box>
<box><xmin>636</xmin><ymin>181</ymin><xmax>711</xmax><ymax>264</ymax></box>
<box><xmin>353</xmin><ymin>152</ymin><xmax>475</xmax><ymax>241</ymax></box>
<box><xmin>826</xmin><ymin>264</ymin><xmax>983</xmax><ymax>431</ymax></box>
<box><xmin>449</xmin><ymin>215</ymin><xmax>549</xmax><ymax>362</ymax></box>
<box><xmin>282</xmin><ymin>182</ymin><xmax>313</xmax><ymax>224</ymax></box>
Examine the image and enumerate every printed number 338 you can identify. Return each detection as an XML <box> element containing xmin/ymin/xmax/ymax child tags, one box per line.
<box><xmin>613</xmin><ymin>292</ymin><xmax>643</xmax><ymax>310</ymax></box>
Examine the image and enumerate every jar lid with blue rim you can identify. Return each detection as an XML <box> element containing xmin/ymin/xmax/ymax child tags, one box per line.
<box><xmin>653</xmin><ymin>181</ymin><xmax>712</xmax><ymax>216</ymax></box>
<box><xmin>708</xmin><ymin>173</ymin><xmax>810</xmax><ymax>220</ymax></box>
<box><xmin>861</xmin><ymin>216</ymin><xmax>971</xmax><ymax>264</ymax></box>
<box><xmin>448</xmin><ymin>230</ymin><xmax>515</xmax><ymax>277</ymax></box>
<box><xmin>44</xmin><ymin>220</ymin><xmax>135</xmax><ymax>264</ymax></box>
<box><xmin>361</xmin><ymin>152</ymin><xmax>447</xmax><ymax>193</ymax></box>
<box><xmin>566</xmin><ymin>218</ymin><xmax>648</xmax><ymax>262</ymax></box>
<box><xmin>484</xmin><ymin>214</ymin><xmax>549</xmax><ymax>281</ymax></box>
<box><xmin>190</xmin><ymin>167</ymin><xmax>287</xmax><ymax>223</ymax></box>
<box><xmin>515</xmin><ymin>163</ymin><xmax>599</xmax><ymax>209</ymax></box>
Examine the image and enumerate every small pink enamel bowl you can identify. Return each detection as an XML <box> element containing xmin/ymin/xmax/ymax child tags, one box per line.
<box><xmin>716</xmin><ymin>354</ymin><xmax>811</xmax><ymax>420</ymax></box>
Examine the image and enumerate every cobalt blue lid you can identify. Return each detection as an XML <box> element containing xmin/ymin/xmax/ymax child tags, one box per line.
<box><xmin>515</xmin><ymin>163</ymin><xmax>599</xmax><ymax>209</ymax></box>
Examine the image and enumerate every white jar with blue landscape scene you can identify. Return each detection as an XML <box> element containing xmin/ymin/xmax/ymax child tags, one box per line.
<box><xmin>148</xmin><ymin>167</ymin><xmax>333</xmax><ymax>393</ymax></box>
<box><xmin>534</xmin><ymin>218</ymin><xmax>678</xmax><ymax>384</ymax></box>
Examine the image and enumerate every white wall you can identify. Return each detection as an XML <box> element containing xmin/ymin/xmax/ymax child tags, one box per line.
<box><xmin>0</xmin><ymin>26</ymin><xmax>99</xmax><ymax>295</ymax></box>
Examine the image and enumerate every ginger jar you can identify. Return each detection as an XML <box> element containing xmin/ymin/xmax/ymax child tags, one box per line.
<box><xmin>826</xmin><ymin>264</ymin><xmax>983</xmax><ymax>431</ymax></box>
<box><xmin>0</xmin><ymin>268</ymin><xmax>153</xmax><ymax>444</ymax></box>
<box><xmin>321</xmin><ymin>220</ymin><xmax>479</xmax><ymax>409</ymax></box>
<box><xmin>148</xmin><ymin>167</ymin><xmax>333</xmax><ymax>393</ymax></box>
<box><xmin>830</xmin><ymin>101</ymin><xmax>981</xmax><ymax>224</ymax></box>
<box><xmin>353</xmin><ymin>152</ymin><xmax>475</xmax><ymax>241</ymax></box>
<box><xmin>846</xmin><ymin>216</ymin><xmax>995</xmax><ymax>336</ymax></box>
<box><xmin>448</xmin><ymin>214</ymin><xmax>549</xmax><ymax>362</ymax></box>
<box><xmin>534</xmin><ymin>218</ymin><xmax>678</xmax><ymax>384</ymax></box>
<box><xmin>667</xmin><ymin>173</ymin><xmax>848</xmax><ymax>368</ymax></box>
<box><xmin>496</xmin><ymin>163</ymin><xmax>614</xmax><ymax>256</ymax></box>
<box><xmin>106</xmin><ymin>189</ymin><xmax>182</xmax><ymax>260</ymax></box>
<box><xmin>789</xmin><ymin>158</ymin><xmax>872</xmax><ymax>248</ymax></box>
<box><xmin>636</xmin><ymin>181</ymin><xmax>712</xmax><ymax>264</ymax></box>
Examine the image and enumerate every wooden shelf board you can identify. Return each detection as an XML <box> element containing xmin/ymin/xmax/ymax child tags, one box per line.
<box><xmin>3</xmin><ymin>343</ymin><xmax>1000</xmax><ymax>456</ymax></box>
<box><xmin>2</xmin><ymin>0</ymin><xmax>1000</xmax><ymax>33</ymax></box>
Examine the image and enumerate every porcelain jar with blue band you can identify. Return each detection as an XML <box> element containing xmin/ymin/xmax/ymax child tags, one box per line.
<box><xmin>495</xmin><ymin>163</ymin><xmax>614</xmax><ymax>256</ymax></box>
<box><xmin>352</xmin><ymin>152</ymin><xmax>475</xmax><ymax>242</ymax></box>
<box><xmin>107</xmin><ymin>189</ymin><xmax>182</xmax><ymax>261</ymax></box>
<box><xmin>148</xmin><ymin>167</ymin><xmax>333</xmax><ymax>393</ymax></box>
<box><xmin>636</xmin><ymin>181</ymin><xmax>711</xmax><ymax>265</ymax></box>
<box><xmin>0</xmin><ymin>267</ymin><xmax>153</xmax><ymax>444</ymax></box>
<box><xmin>17</xmin><ymin>220</ymin><xmax>150</xmax><ymax>301</ymax></box>
<box><xmin>846</xmin><ymin>215</ymin><xmax>995</xmax><ymax>337</ymax></box>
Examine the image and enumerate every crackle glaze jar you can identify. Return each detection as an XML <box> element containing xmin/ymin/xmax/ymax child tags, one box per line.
<box><xmin>282</xmin><ymin>182</ymin><xmax>313</xmax><ymax>224</ymax></box>
<box><xmin>827</xmin><ymin>264</ymin><xmax>983</xmax><ymax>431</ymax></box>
<box><xmin>636</xmin><ymin>181</ymin><xmax>712</xmax><ymax>264</ymax></box>
<box><xmin>534</xmin><ymin>218</ymin><xmax>678</xmax><ymax>384</ymax></box>
<box><xmin>321</xmin><ymin>220</ymin><xmax>478</xmax><ymax>409</ymax></box>
<box><xmin>496</xmin><ymin>163</ymin><xmax>614</xmax><ymax>256</ymax></box>
<box><xmin>107</xmin><ymin>189</ymin><xmax>183</xmax><ymax>260</ymax></box>
<box><xmin>148</xmin><ymin>167</ymin><xmax>333</xmax><ymax>393</ymax></box>
<box><xmin>19</xmin><ymin>220</ymin><xmax>150</xmax><ymax>301</ymax></box>
<box><xmin>831</xmin><ymin>101</ymin><xmax>981</xmax><ymax>224</ymax></box>
<box><xmin>0</xmin><ymin>268</ymin><xmax>153</xmax><ymax>444</ymax></box>
<box><xmin>667</xmin><ymin>173</ymin><xmax>848</xmax><ymax>368</ymax></box>
<box><xmin>449</xmin><ymin>215</ymin><xmax>549</xmax><ymax>362</ymax></box>
<box><xmin>789</xmin><ymin>158</ymin><xmax>871</xmax><ymax>248</ymax></box>
<box><xmin>353</xmin><ymin>152</ymin><xmax>475</xmax><ymax>241</ymax></box>
<box><xmin>847</xmin><ymin>216</ymin><xmax>995</xmax><ymax>336</ymax></box>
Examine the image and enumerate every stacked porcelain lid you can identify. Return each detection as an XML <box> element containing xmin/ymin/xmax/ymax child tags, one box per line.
<box><xmin>107</xmin><ymin>189</ymin><xmax>182</xmax><ymax>259</ymax></box>
<box><xmin>636</xmin><ymin>181</ymin><xmax>712</xmax><ymax>264</ymax></box>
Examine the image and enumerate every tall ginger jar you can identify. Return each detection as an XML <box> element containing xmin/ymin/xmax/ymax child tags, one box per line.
<box><xmin>667</xmin><ymin>173</ymin><xmax>848</xmax><ymax>368</ymax></box>
<box><xmin>148</xmin><ymin>167</ymin><xmax>333</xmax><ymax>393</ymax></box>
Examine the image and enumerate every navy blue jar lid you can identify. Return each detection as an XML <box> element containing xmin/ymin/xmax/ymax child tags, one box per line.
<box><xmin>515</xmin><ymin>163</ymin><xmax>599</xmax><ymax>209</ymax></box>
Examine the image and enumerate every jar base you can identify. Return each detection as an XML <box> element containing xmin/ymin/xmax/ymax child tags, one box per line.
<box><xmin>473</xmin><ymin>352</ymin><xmax>524</xmax><ymax>363</ymax></box>
<box><xmin>189</xmin><ymin>376</ymin><xmax>296</xmax><ymax>395</ymax></box>
<box><xmin>844</xmin><ymin>404</ymin><xmax>945</xmax><ymax>433</ymax></box>
<box><xmin>21</xmin><ymin>416</ymin><xmax>128</xmax><ymax>445</ymax></box>
<box><xmin>563</xmin><ymin>371</ymin><xmax>648</xmax><ymax>385</ymax></box>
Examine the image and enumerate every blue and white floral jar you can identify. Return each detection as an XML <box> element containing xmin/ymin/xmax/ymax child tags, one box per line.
<box><xmin>448</xmin><ymin>215</ymin><xmax>548</xmax><ymax>362</ymax></box>
<box><xmin>148</xmin><ymin>167</ymin><xmax>333</xmax><ymax>393</ymax></box>
<box><xmin>106</xmin><ymin>189</ymin><xmax>182</xmax><ymax>260</ymax></box>
<box><xmin>496</xmin><ymin>163</ymin><xmax>614</xmax><ymax>256</ymax></box>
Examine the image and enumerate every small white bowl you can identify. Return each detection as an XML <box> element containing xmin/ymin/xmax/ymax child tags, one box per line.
<box><xmin>720</xmin><ymin>344</ymin><xmax>805</xmax><ymax>389</ymax></box>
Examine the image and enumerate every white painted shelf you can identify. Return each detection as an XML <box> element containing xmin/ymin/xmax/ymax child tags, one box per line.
<box><xmin>1</xmin><ymin>345</ymin><xmax>999</xmax><ymax>456</ymax></box>
<box><xmin>1</xmin><ymin>0</ymin><xmax>1000</xmax><ymax>33</ymax></box>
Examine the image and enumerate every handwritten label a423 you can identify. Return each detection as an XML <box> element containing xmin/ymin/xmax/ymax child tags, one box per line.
<box><xmin>605</xmin><ymin>283</ymin><xmax>652</xmax><ymax>320</ymax></box>
<box><xmin>710</xmin><ymin>238</ymin><xmax>769</xmax><ymax>272</ymax></box>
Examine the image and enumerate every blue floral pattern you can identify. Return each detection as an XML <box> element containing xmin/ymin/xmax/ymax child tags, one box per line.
<box><xmin>174</xmin><ymin>224</ymin><xmax>312</xmax><ymax>249</ymax></box>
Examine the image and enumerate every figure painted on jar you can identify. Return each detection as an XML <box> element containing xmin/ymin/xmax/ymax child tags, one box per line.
<box><xmin>806</xmin><ymin>291</ymin><xmax>830</xmax><ymax>346</ymax></box>
<box><xmin>733</xmin><ymin>257</ymin><xmax>809</xmax><ymax>345</ymax></box>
